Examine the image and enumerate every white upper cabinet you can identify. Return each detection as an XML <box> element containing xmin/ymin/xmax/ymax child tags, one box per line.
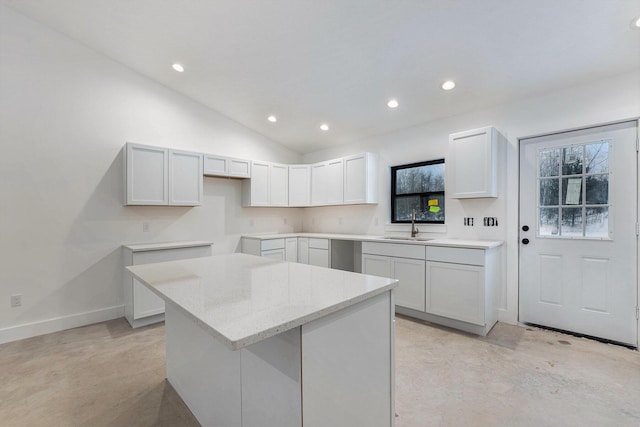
<box><xmin>125</xmin><ymin>143</ymin><xmax>168</xmax><ymax>205</ymax></box>
<box><xmin>343</xmin><ymin>153</ymin><xmax>377</xmax><ymax>204</ymax></box>
<box><xmin>289</xmin><ymin>165</ymin><xmax>311</xmax><ymax>207</ymax></box>
<box><xmin>242</xmin><ymin>161</ymin><xmax>288</xmax><ymax>206</ymax></box>
<box><xmin>203</xmin><ymin>154</ymin><xmax>251</xmax><ymax>178</ymax></box>
<box><xmin>326</xmin><ymin>158</ymin><xmax>344</xmax><ymax>204</ymax></box>
<box><xmin>169</xmin><ymin>149</ymin><xmax>203</xmax><ymax>206</ymax></box>
<box><xmin>449</xmin><ymin>126</ymin><xmax>498</xmax><ymax>198</ymax></box>
<box><xmin>125</xmin><ymin>143</ymin><xmax>202</xmax><ymax>206</ymax></box>
<box><xmin>270</xmin><ymin>163</ymin><xmax>289</xmax><ymax>206</ymax></box>
<box><xmin>311</xmin><ymin>162</ymin><xmax>328</xmax><ymax>206</ymax></box>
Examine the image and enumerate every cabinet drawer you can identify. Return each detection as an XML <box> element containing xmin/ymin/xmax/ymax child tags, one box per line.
<box><xmin>308</xmin><ymin>238</ymin><xmax>329</xmax><ymax>249</ymax></box>
<box><xmin>426</xmin><ymin>246</ymin><xmax>484</xmax><ymax>266</ymax></box>
<box><xmin>362</xmin><ymin>242</ymin><xmax>425</xmax><ymax>260</ymax></box>
<box><xmin>261</xmin><ymin>239</ymin><xmax>285</xmax><ymax>251</ymax></box>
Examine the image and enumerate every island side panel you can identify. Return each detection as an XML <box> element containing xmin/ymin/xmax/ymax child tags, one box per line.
<box><xmin>241</xmin><ymin>328</ymin><xmax>302</xmax><ymax>427</ymax></box>
<box><xmin>301</xmin><ymin>290</ymin><xmax>394</xmax><ymax>427</ymax></box>
<box><xmin>165</xmin><ymin>304</ymin><xmax>242</xmax><ymax>427</ymax></box>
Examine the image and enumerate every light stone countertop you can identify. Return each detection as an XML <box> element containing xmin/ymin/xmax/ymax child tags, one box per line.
<box><xmin>123</xmin><ymin>240</ymin><xmax>213</xmax><ymax>252</ymax></box>
<box><xmin>241</xmin><ymin>232</ymin><xmax>502</xmax><ymax>249</ymax></box>
<box><xmin>127</xmin><ymin>253</ymin><xmax>398</xmax><ymax>351</ymax></box>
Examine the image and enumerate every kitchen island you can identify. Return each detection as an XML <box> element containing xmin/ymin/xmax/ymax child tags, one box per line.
<box><xmin>127</xmin><ymin>253</ymin><xmax>398</xmax><ymax>427</ymax></box>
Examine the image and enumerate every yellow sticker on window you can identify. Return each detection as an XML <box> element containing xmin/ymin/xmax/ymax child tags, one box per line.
<box><xmin>428</xmin><ymin>199</ymin><xmax>439</xmax><ymax>206</ymax></box>
<box><xmin>429</xmin><ymin>206</ymin><xmax>441</xmax><ymax>213</ymax></box>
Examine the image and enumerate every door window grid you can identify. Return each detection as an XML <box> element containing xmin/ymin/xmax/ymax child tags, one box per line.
<box><xmin>536</xmin><ymin>140</ymin><xmax>611</xmax><ymax>239</ymax></box>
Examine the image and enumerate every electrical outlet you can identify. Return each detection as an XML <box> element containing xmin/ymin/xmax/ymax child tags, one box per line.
<box><xmin>483</xmin><ymin>217</ymin><xmax>499</xmax><ymax>226</ymax></box>
<box><xmin>464</xmin><ymin>217</ymin><xmax>474</xmax><ymax>226</ymax></box>
<box><xmin>338</xmin><ymin>217</ymin><xmax>343</xmax><ymax>225</ymax></box>
<box><xmin>249</xmin><ymin>219</ymin><xmax>255</xmax><ymax>227</ymax></box>
<box><xmin>142</xmin><ymin>222</ymin><xmax>150</xmax><ymax>232</ymax></box>
<box><xmin>11</xmin><ymin>294</ymin><xmax>22</xmax><ymax>308</ymax></box>
<box><xmin>283</xmin><ymin>218</ymin><xmax>288</xmax><ymax>225</ymax></box>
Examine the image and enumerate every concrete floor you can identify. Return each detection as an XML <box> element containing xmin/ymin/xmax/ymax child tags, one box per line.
<box><xmin>0</xmin><ymin>316</ymin><xmax>638</xmax><ymax>427</ymax></box>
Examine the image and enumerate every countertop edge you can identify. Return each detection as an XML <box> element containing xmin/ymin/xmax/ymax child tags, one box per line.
<box><xmin>123</xmin><ymin>240</ymin><xmax>214</xmax><ymax>252</ymax></box>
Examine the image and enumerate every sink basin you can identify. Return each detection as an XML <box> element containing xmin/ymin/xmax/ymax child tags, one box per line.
<box><xmin>379</xmin><ymin>236</ymin><xmax>432</xmax><ymax>242</ymax></box>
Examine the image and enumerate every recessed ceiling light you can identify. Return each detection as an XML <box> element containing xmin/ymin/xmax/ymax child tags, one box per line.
<box><xmin>172</xmin><ymin>63</ymin><xmax>184</xmax><ymax>73</ymax></box>
<box><xmin>387</xmin><ymin>99</ymin><xmax>399</xmax><ymax>109</ymax></box>
<box><xmin>320</xmin><ymin>124</ymin><xmax>329</xmax><ymax>131</ymax></box>
<box><xmin>442</xmin><ymin>80</ymin><xmax>456</xmax><ymax>90</ymax></box>
<box><xmin>267</xmin><ymin>115</ymin><xmax>277</xmax><ymax>123</ymax></box>
<box><xmin>634</xmin><ymin>16</ymin><xmax>640</xmax><ymax>28</ymax></box>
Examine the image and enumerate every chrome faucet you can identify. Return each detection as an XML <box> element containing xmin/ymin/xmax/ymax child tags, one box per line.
<box><xmin>411</xmin><ymin>209</ymin><xmax>419</xmax><ymax>238</ymax></box>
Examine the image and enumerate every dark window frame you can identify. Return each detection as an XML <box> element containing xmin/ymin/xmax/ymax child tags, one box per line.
<box><xmin>391</xmin><ymin>158</ymin><xmax>445</xmax><ymax>224</ymax></box>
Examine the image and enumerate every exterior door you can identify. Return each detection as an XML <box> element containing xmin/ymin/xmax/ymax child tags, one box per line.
<box><xmin>519</xmin><ymin>120</ymin><xmax>638</xmax><ymax>346</ymax></box>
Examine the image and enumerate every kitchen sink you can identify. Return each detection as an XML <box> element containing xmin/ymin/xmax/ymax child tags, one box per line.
<box><xmin>379</xmin><ymin>236</ymin><xmax>432</xmax><ymax>242</ymax></box>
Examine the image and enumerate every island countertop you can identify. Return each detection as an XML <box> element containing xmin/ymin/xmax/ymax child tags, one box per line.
<box><xmin>127</xmin><ymin>253</ymin><xmax>398</xmax><ymax>351</ymax></box>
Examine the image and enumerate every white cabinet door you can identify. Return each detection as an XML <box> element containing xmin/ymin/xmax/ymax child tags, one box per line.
<box><xmin>228</xmin><ymin>158</ymin><xmax>251</xmax><ymax>178</ymax></box>
<box><xmin>286</xmin><ymin>238</ymin><xmax>298</xmax><ymax>262</ymax></box>
<box><xmin>326</xmin><ymin>158</ymin><xmax>344</xmax><ymax>205</ymax></box>
<box><xmin>362</xmin><ymin>254</ymin><xmax>393</xmax><ymax>279</ymax></box>
<box><xmin>393</xmin><ymin>258</ymin><xmax>426</xmax><ymax>312</ymax></box>
<box><xmin>262</xmin><ymin>248</ymin><xmax>285</xmax><ymax>260</ymax></box>
<box><xmin>426</xmin><ymin>261</ymin><xmax>485</xmax><ymax>325</ymax></box>
<box><xmin>308</xmin><ymin>248</ymin><xmax>329</xmax><ymax>268</ymax></box>
<box><xmin>169</xmin><ymin>149</ymin><xmax>203</xmax><ymax>206</ymax></box>
<box><xmin>289</xmin><ymin>165</ymin><xmax>311</xmax><ymax>207</ymax></box>
<box><xmin>125</xmin><ymin>143</ymin><xmax>169</xmax><ymax>205</ymax></box>
<box><xmin>133</xmin><ymin>278</ymin><xmax>165</xmax><ymax>319</ymax></box>
<box><xmin>449</xmin><ymin>126</ymin><xmax>498</xmax><ymax>198</ymax></box>
<box><xmin>311</xmin><ymin>162</ymin><xmax>328</xmax><ymax>206</ymax></box>
<box><xmin>203</xmin><ymin>154</ymin><xmax>228</xmax><ymax>176</ymax></box>
<box><xmin>343</xmin><ymin>153</ymin><xmax>377</xmax><ymax>204</ymax></box>
<box><xmin>270</xmin><ymin>164</ymin><xmax>289</xmax><ymax>206</ymax></box>
<box><xmin>246</xmin><ymin>161</ymin><xmax>270</xmax><ymax>206</ymax></box>
<box><xmin>298</xmin><ymin>238</ymin><xmax>309</xmax><ymax>264</ymax></box>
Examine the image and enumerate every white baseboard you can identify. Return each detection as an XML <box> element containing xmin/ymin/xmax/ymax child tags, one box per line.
<box><xmin>0</xmin><ymin>305</ymin><xmax>125</xmax><ymax>345</ymax></box>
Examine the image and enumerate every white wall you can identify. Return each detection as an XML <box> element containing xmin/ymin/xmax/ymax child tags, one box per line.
<box><xmin>0</xmin><ymin>6</ymin><xmax>303</xmax><ymax>342</ymax></box>
<box><xmin>302</xmin><ymin>70</ymin><xmax>640</xmax><ymax>324</ymax></box>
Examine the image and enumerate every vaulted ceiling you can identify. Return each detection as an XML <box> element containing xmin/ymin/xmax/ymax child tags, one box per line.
<box><xmin>3</xmin><ymin>0</ymin><xmax>639</xmax><ymax>153</ymax></box>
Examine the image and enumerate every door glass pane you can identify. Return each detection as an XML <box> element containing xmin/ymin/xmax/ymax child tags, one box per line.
<box><xmin>585</xmin><ymin>207</ymin><xmax>609</xmax><ymax>237</ymax></box>
<box><xmin>562</xmin><ymin>146</ymin><xmax>583</xmax><ymax>175</ymax></box>
<box><xmin>539</xmin><ymin>208</ymin><xmax>559</xmax><ymax>236</ymax></box>
<box><xmin>585</xmin><ymin>174</ymin><xmax>609</xmax><ymax>205</ymax></box>
<box><xmin>394</xmin><ymin>196</ymin><xmax>421</xmax><ymax>221</ymax></box>
<box><xmin>562</xmin><ymin>177</ymin><xmax>582</xmax><ymax>205</ymax></box>
<box><xmin>539</xmin><ymin>178</ymin><xmax>559</xmax><ymax>206</ymax></box>
<box><xmin>585</xmin><ymin>142</ymin><xmax>609</xmax><ymax>174</ymax></box>
<box><xmin>539</xmin><ymin>148</ymin><xmax>560</xmax><ymax>177</ymax></box>
<box><xmin>561</xmin><ymin>208</ymin><xmax>583</xmax><ymax>236</ymax></box>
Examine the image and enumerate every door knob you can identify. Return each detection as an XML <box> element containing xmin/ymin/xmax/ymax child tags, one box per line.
<box><xmin>522</xmin><ymin>238</ymin><xmax>530</xmax><ymax>244</ymax></box>
<box><xmin>522</xmin><ymin>225</ymin><xmax>529</xmax><ymax>232</ymax></box>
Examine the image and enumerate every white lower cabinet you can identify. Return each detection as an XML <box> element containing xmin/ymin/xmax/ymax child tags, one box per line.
<box><xmin>308</xmin><ymin>238</ymin><xmax>329</xmax><ymax>268</ymax></box>
<box><xmin>298</xmin><ymin>238</ymin><xmax>309</xmax><ymax>264</ymax></box>
<box><xmin>285</xmin><ymin>238</ymin><xmax>298</xmax><ymax>262</ymax></box>
<box><xmin>363</xmin><ymin>241</ymin><xmax>499</xmax><ymax>336</ymax></box>
<box><xmin>123</xmin><ymin>242</ymin><xmax>212</xmax><ymax>328</ymax></box>
<box><xmin>362</xmin><ymin>243</ymin><xmax>426</xmax><ymax>312</ymax></box>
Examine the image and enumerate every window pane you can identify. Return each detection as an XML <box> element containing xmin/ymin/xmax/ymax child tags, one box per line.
<box><xmin>539</xmin><ymin>208</ymin><xmax>559</xmax><ymax>236</ymax></box>
<box><xmin>539</xmin><ymin>178</ymin><xmax>559</xmax><ymax>206</ymax></box>
<box><xmin>562</xmin><ymin>177</ymin><xmax>582</xmax><ymax>205</ymax></box>
<box><xmin>562</xmin><ymin>146</ymin><xmax>583</xmax><ymax>175</ymax></box>
<box><xmin>561</xmin><ymin>208</ymin><xmax>583</xmax><ymax>236</ymax></box>
<box><xmin>585</xmin><ymin>174</ymin><xmax>608</xmax><ymax>205</ymax></box>
<box><xmin>394</xmin><ymin>196</ymin><xmax>421</xmax><ymax>221</ymax></box>
<box><xmin>420</xmin><ymin>195</ymin><xmax>445</xmax><ymax>222</ymax></box>
<box><xmin>585</xmin><ymin>207</ymin><xmax>609</xmax><ymax>237</ymax></box>
<box><xmin>539</xmin><ymin>148</ymin><xmax>560</xmax><ymax>177</ymax></box>
<box><xmin>395</xmin><ymin>163</ymin><xmax>445</xmax><ymax>195</ymax></box>
<box><xmin>585</xmin><ymin>142</ymin><xmax>608</xmax><ymax>174</ymax></box>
